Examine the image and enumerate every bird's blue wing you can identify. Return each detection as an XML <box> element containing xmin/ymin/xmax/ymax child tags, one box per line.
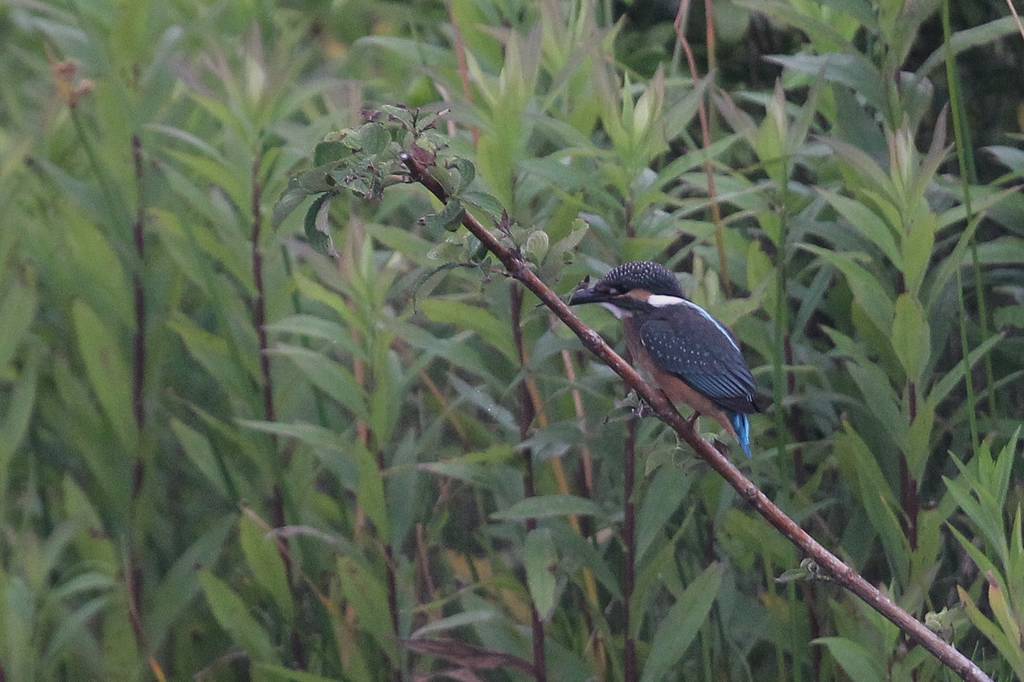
<box><xmin>639</xmin><ymin>309</ymin><xmax>757</xmax><ymax>413</ymax></box>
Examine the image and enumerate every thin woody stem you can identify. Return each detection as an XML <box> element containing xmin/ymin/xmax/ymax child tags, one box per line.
<box><xmin>510</xmin><ymin>283</ymin><xmax>548</xmax><ymax>682</ymax></box>
<box><xmin>251</xmin><ymin>153</ymin><xmax>308</xmax><ymax>670</ymax></box>
<box><xmin>400</xmin><ymin>150</ymin><xmax>991</xmax><ymax>682</ymax></box>
<box><xmin>674</xmin><ymin>0</ymin><xmax>731</xmax><ymax>297</ymax></box>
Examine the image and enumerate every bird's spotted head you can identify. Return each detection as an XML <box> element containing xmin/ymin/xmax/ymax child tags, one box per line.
<box><xmin>569</xmin><ymin>261</ymin><xmax>685</xmax><ymax>318</ymax></box>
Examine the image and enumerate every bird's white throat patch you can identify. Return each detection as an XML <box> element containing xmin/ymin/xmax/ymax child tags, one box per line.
<box><xmin>600</xmin><ymin>302</ymin><xmax>630</xmax><ymax>319</ymax></box>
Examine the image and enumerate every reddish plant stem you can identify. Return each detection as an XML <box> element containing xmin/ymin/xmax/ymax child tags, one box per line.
<box><xmin>415</xmin><ymin>523</ymin><xmax>439</xmax><ymax>617</ymax></box>
<box><xmin>250</xmin><ymin>154</ymin><xmax>287</xmax><ymax>527</ymax></box>
<box><xmin>250</xmin><ymin>154</ymin><xmax>307</xmax><ymax>669</ymax></box>
<box><xmin>446</xmin><ymin>0</ymin><xmax>480</xmax><ymax>147</ymax></box>
<box><xmin>400</xmin><ymin>150</ymin><xmax>991</xmax><ymax>682</ymax></box>
<box><xmin>559</xmin><ymin>347</ymin><xmax>596</xmax><ymax>503</ymax></box>
<box><xmin>901</xmin><ymin>381</ymin><xmax>920</xmax><ymax>549</ymax></box>
<box><xmin>623</xmin><ymin>415</ymin><xmax>638</xmax><ymax>682</ymax></box>
<box><xmin>377</xmin><ymin>445</ymin><xmax>402</xmax><ymax>682</ymax></box>
<box><xmin>125</xmin><ymin>549</ymin><xmax>147</xmax><ymax>655</ymax></box>
<box><xmin>131</xmin><ymin>135</ymin><xmax>147</xmax><ymax>442</ymax></box>
<box><xmin>127</xmin><ymin>135</ymin><xmax>156</xmax><ymax>676</ymax></box>
<box><xmin>129</xmin><ymin>135</ymin><xmax>146</xmax><ymax>492</ymax></box>
<box><xmin>510</xmin><ymin>283</ymin><xmax>548</xmax><ymax>682</ymax></box>
<box><xmin>703</xmin><ymin>0</ymin><xmax>718</xmax><ymax>74</ymax></box>
<box><xmin>249</xmin><ymin>155</ymin><xmax>286</xmax><ymax>532</ymax></box>
<box><xmin>250</xmin><ymin>156</ymin><xmax>277</xmax><ymax>436</ymax></box>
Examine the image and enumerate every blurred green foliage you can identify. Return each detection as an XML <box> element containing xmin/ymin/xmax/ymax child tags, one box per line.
<box><xmin>0</xmin><ymin>0</ymin><xmax>1022</xmax><ymax>680</ymax></box>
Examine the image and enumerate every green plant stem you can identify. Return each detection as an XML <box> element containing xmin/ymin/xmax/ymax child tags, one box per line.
<box><xmin>942</xmin><ymin>0</ymin><xmax>997</xmax><ymax>426</ymax></box>
<box><xmin>773</xmin><ymin>196</ymin><xmax>790</xmax><ymax>474</ymax></box>
<box><xmin>279</xmin><ymin>242</ymin><xmax>330</xmax><ymax>428</ymax></box>
<box><xmin>773</xmin><ymin>145</ymin><xmax>808</xmax><ymax>682</ymax></box>
<box><xmin>955</xmin><ymin>269</ymin><xmax>980</xmax><ymax>451</ymax></box>
<box><xmin>70</xmin><ymin>108</ymin><xmax>128</xmax><ymax>229</ymax></box>
<box><xmin>674</xmin><ymin>0</ymin><xmax>732</xmax><ymax>297</ymax></box>
<box><xmin>701</xmin><ymin>616</ymin><xmax>713</xmax><ymax>681</ymax></box>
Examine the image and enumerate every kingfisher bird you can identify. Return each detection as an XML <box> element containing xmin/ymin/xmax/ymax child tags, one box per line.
<box><xmin>569</xmin><ymin>260</ymin><xmax>762</xmax><ymax>457</ymax></box>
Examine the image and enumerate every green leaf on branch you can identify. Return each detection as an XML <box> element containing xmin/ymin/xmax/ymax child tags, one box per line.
<box><xmin>295</xmin><ymin>165</ymin><xmax>339</xmax><ymax>194</ymax></box>
<box><xmin>491</xmin><ymin>495</ymin><xmax>602</xmax><ymax>521</ymax></box>
<box><xmin>891</xmin><ymin>294</ymin><xmax>930</xmax><ymax>383</ymax></box>
<box><xmin>426</xmin><ymin>165</ymin><xmax>457</xmax><ymax>196</ymax></box>
<box><xmin>420</xmin><ymin>199</ymin><xmax>466</xmax><ymax>233</ymax></box>
<box><xmin>813</xmin><ymin>637</ymin><xmax>886</xmax><ymax>682</ymax></box>
<box><xmin>524</xmin><ymin>230</ymin><xmax>549</xmax><ymax>264</ymax></box>
<box><xmin>524</xmin><ymin>528</ymin><xmax>558</xmax><ymax>620</ymax></box>
<box><xmin>449</xmin><ymin>157</ymin><xmax>476</xmax><ymax>194</ymax></box>
<box><xmin>314</xmin><ymin>140</ymin><xmax>347</xmax><ymax>166</ymax></box>
<box><xmin>72</xmin><ymin>301</ymin><xmax>137</xmax><ymax>451</ymax></box>
<box><xmin>358</xmin><ymin>122</ymin><xmax>390</xmax><ymax>154</ymax></box>
<box><xmin>239</xmin><ymin>514</ymin><xmax>293</xmax><ymax>622</ymax></box>
<box><xmin>269</xmin><ymin>344</ymin><xmax>368</xmax><ymax>420</ymax></box>
<box><xmin>303</xmin><ymin>193</ymin><xmax>337</xmax><ymax>256</ymax></box>
<box><xmin>253</xmin><ymin>665</ymin><xmax>339</xmax><ymax>682</ymax></box>
<box><xmin>380</xmin><ymin>104</ymin><xmax>414</xmax><ymax>128</ymax></box>
<box><xmin>272</xmin><ymin>177</ymin><xmax>308</xmax><ymax>228</ymax></box>
<box><xmin>200</xmin><ymin>571</ymin><xmax>279</xmax><ymax>664</ymax></box>
<box><xmin>640</xmin><ymin>562</ymin><xmax>724</xmax><ymax>682</ymax></box>
<box><xmin>460</xmin><ymin>190</ymin><xmax>505</xmax><ymax>221</ymax></box>
<box><xmin>338</xmin><ymin>556</ymin><xmax>397</xmax><ymax>661</ymax></box>
<box><xmin>171</xmin><ymin>419</ymin><xmax>229</xmax><ymax>498</ymax></box>
<box><xmin>355</xmin><ymin>443</ymin><xmax>390</xmax><ymax>542</ymax></box>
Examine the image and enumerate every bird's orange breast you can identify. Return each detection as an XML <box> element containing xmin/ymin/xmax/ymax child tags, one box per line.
<box><xmin>623</xmin><ymin>319</ymin><xmax>737</xmax><ymax>438</ymax></box>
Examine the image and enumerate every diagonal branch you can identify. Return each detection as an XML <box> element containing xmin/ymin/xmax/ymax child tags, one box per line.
<box><xmin>399</xmin><ymin>150</ymin><xmax>990</xmax><ymax>682</ymax></box>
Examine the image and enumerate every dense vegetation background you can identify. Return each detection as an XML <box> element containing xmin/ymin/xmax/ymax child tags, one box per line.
<box><xmin>1</xmin><ymin>0</ymin><xmax>1023</xmax><ymax>680</ymax></box>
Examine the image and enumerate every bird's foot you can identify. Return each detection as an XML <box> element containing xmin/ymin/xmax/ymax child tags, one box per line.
<box><xmin>685</xmin><ymin>412</ymin><xmax>701</xmax><ymax>429</ymax></box>
<box><xmin>613</xmin><ymin>390</ymin><xmax>656</xmax><ymax>418</ymax></box>
<box><xmin>632</xmin><ymin>400</ymin><xmax>655</xmax><ymax>419</ymax></box>
<box><xmin>607</xmin><ymin>391</ymin><xmax>643</xmax><ymax>423</ymax></box>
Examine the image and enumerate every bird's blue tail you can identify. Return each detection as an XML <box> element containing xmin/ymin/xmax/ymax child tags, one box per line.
<box><xmin>729</xmin><ymin>412</ymin><xmax>752</xmax><ymax>458</ymax></box>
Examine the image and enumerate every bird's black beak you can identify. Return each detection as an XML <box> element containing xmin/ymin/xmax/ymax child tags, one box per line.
<box><xmin>568</xmin><ymin>277</ymin><xmax>609</xmax><ymax>306</ymax></box>
<box><xmin>568</xmin><ymin>287</ymin><xmax>607</xmax><ymax>306</ymax></box>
